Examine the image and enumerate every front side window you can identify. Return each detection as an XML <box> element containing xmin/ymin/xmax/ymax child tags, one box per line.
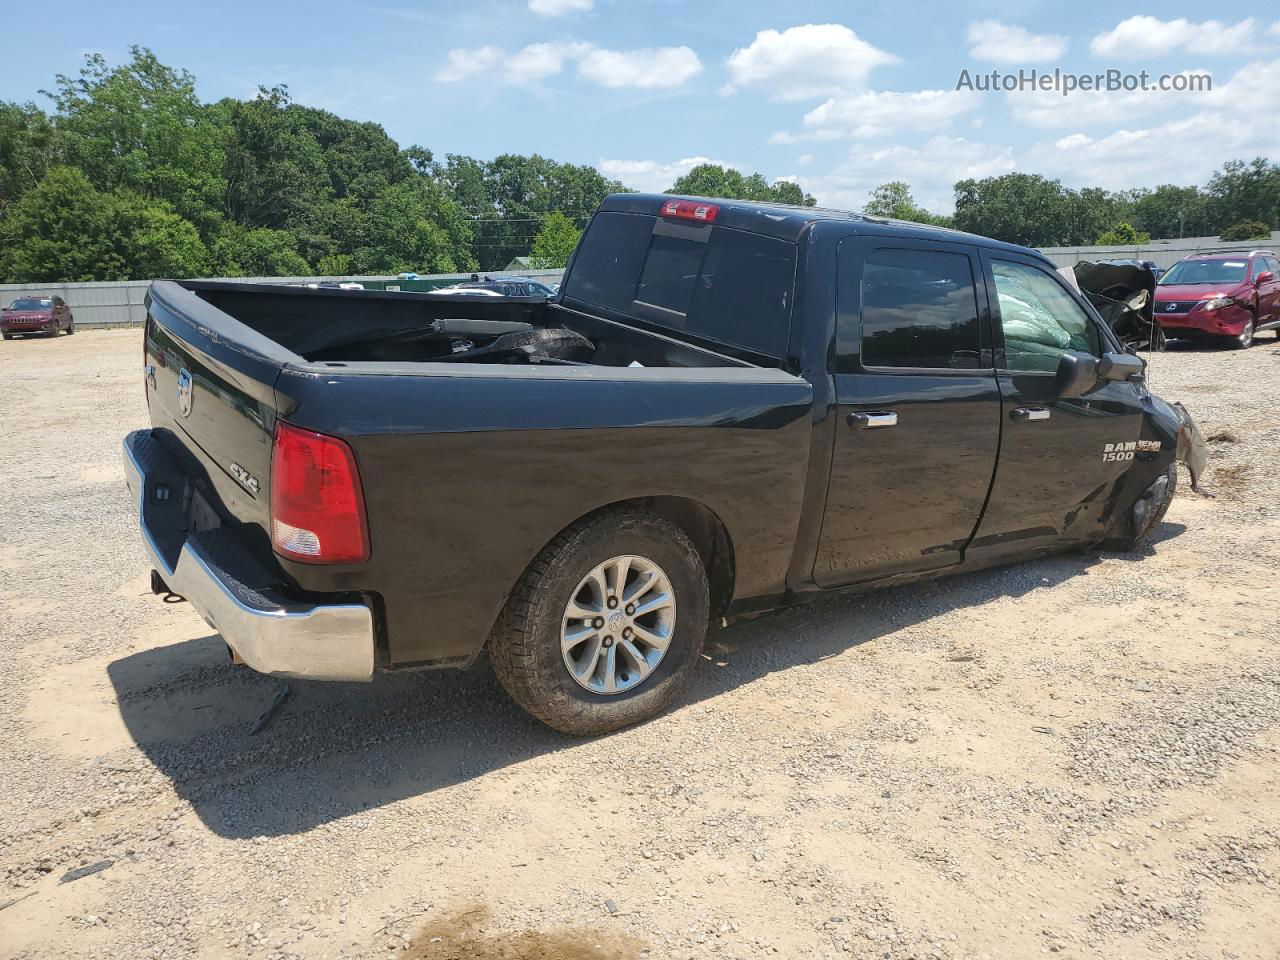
<box><xmin>857</xmin><ymin>248</ymin><xmax>982</xmax><ymax>369</ymax></box>
<box><xmin>992</xmin><ymin>259</ymin><xmax>1100</xmax><ymax>372</ymax></box>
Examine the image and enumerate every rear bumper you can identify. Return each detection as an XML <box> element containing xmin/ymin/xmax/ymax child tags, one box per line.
<box><xmin>122</xmin><ymin>429</ymin><xmax>375</xmax><ymax>681</ymax></box>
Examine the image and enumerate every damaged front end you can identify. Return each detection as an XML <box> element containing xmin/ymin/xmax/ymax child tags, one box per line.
<box><xmin>1142</xmin><ymin>394</ymin><xmax>1207</xmax><ymax>492</ymax></box>
<box><xmin>1072</xmin><ymin>260</ymin><xmax>1166</xmax><ymax>352</ymax></box>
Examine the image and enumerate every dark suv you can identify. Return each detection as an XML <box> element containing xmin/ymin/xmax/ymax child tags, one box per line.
<box><xmin>1154</xmin><ymin>250</ymin><xmax>1280</xmax><ymax>348</ymax></box>
<box><xmin>1</xmin><ymin>296</ymin><xmax>76</xmax><ymax>339</ymax></box>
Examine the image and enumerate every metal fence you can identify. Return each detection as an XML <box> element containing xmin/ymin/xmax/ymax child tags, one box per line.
<box><xmin>0</xmin><ymin>269</ymin><xmax>566</xmax><ymax>329</ymax></box>
<box><xmin>1038</xmin><ymin>231</ymin><xmax>1280</xmax><ymax>270</ymax></box>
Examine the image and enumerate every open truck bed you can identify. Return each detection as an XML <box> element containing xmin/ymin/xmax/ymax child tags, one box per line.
<box><xmin>131</xmin><ymin>279</ymin><xmax>814</xmax><ymax>674</ymax></box>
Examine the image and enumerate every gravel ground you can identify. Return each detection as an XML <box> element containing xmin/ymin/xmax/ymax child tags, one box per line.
<box><xmin>1</xmin><ymin>329</ymin><xmax>1278</xmax><ymax>960</ymax></box>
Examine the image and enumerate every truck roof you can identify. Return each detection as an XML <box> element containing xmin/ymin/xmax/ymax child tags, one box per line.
<box><xmin>599</xmin><ymin>193</ymin><xmax>1045</xmax><ymax>260</ymax></box>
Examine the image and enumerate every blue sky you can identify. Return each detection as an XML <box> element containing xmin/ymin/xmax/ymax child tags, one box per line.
<box><xmin>3</xmin><ymin>0</ymin><xmax>1279</xmax><ymax>213</ymax></box>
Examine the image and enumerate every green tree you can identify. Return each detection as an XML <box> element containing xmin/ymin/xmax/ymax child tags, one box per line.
<box><xmin>863</xmin><ymin>181</ymin><xmax>950</xmax><ymax>226</ymax></box>
<box><xmin>1206</xmin><ymin>158</ymin><xmax>1280</xmax><ymax>232</ymax></box>
<box><xmin>529</xmin><ymin>212</ymin><xmax>581</xmax><ymax>268</ymax></box>
<box><xmin>953</xmin><ymin>173</ymin><xmax>1073</xmax><ymax>247</ymax></box>
<box><xmin>1126</xmin><ymin>185</ymin><xmax>1209</xmax><ymax>239</ymax></box>
<box><xmin>47</xmin><ymin>47</ymin><xmax>227</xmax><ymax>236</ymax></box>
<box><xmin>208</xmin><ymin>224</ymin><xmax>311</xmax><ymax>277</ymax></box>
<box><xmin>342</xmin><ymin>179</ymin><xmax>474</xmax><ymax>275</ymax></box>
<box><xmin>667</xmin><ymin>163</ymin><xmax>816</xmax><ymax>207</ymax></box>
<box><xmin>1096</xmin><ymin>222</ymin><xmax>1151</xmax><ymax>245</ymax></box>
<box><xmin>0</xmin><ymin>166</ymin><xmax>207</xmax><ymax>281</ymax></box>
<box><xmin>1219</xmin><ymin>220</ymin><xmax>1270</xmax><ymax>241</ymax></box>
<box><xmin>0</xmin><ymin>101</ymin><xmax>59</xmax><ymax>213</ymax></box>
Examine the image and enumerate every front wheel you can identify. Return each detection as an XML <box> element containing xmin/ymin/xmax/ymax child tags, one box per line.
<box><xmin>1227</xmin><ymin>316</ymin><xmax>1254</xmax><ymax>349</ymax></box>
<box><xmin>489</xmin><ymin>509</ymin><xmax>709</xmax><ymax>736</ymax></box>
<box><xmin>66</xmin><ymin>321</ymin><xmax>75</xmax><ymax>335</ymax></box>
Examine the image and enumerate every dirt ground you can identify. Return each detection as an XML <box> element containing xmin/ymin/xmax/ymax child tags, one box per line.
<box><xmin>1</xmin><ymin>328</ymin><xmax>1279</xmax><ymax>960</ymax></box>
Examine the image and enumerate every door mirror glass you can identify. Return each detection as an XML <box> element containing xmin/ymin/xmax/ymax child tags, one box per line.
<box><xmin>1053</xmin><ymin>350</ymin><xmax>1100</xmax><ymax>398</ymax></box>
<box><xmin>1255</xmin><ymin>270</ymin><xmax>1274</xmax><ymax>285</ymax></box>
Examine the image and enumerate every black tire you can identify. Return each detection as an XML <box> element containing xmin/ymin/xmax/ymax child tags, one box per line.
<box><xmin>1</xmin><ymin>333</ymin><xmax>11</xmax><ymax>341</ymax></box>
<box><xmin>489</xmin><ymin>509</ymin><xmax>709</xmax><ymax>736</ymax></box>
<box><xmin>66</xmin><ymin>322</ymin><xmax>75</xmax><ymax>335</ymax></box>
<box><xmin>1108</xmin><ymin>464</ymin><xmax>1178</xmax><ymax>550</ymax></box>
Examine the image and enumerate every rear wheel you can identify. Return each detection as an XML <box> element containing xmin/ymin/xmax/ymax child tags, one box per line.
<box><xmin>489</xmin><ymin>509</ymin><xmax>709</xmax><ymax>736</ymax></box>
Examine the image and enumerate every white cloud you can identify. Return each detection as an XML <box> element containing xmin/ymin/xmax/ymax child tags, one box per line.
<box><xmin>597</xmin><ymin>156</ymin><xmax>735</xmax><ymax>193</ymax></box>
<box><xmin>797</xmin><ymin>154</ymin><xmax>815</xmax><ymax>167</ymax></box>
<box><xmin>966</xmin><ymin>20</ymin><xmax>1067</xmax><ymax>64</ymax></box>
<box><xmin>1007</xmin><ymin>67</ymin><xmax>1215</xmax><ymax>128</ymax></box>
<box><xmin>528</xmin><ymin>0</ymin><xmax>591</xmax><ymax>15</ymax></box>
<box><xmin>771</xmin><ymin>89</ymin><xmax>979</xmax><ymax>142</ymax></box>
<box><xmin>1024</xmin><ymin>93</ymin><xmax>1280</xmax><ymax>191</ymax></box>
<box><xmin>578</xmin><ymin>46</ymin><xmax>703</xmax><ymax>89</ymax></box>
<box><xmin>724</xmin><ymin>24</ymin><xmax>898</xmax><ymax>101</ymax></box>
<box><xmin>802</xmin><ymin>137</ymin><xmax>1016</xmax><ymax>214</ymax></box>
<box><xmin>1090</xmin><ymin>16</ymin><xmax>1258</xmax><ymax>59</ymax></box>
<box><xmin>435</xmin><ymin>42</ymin><xmax>701</xmax><ymax>89</ymax></box>
<box><xmin>1008</xmin><ymin>56</ymin><xmax>1280</xmax><ymax>130</ymax></box>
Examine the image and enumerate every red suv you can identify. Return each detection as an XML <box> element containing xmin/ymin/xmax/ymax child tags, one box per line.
<box><xmin>1</xmin><ymin>295</ymin><xmax>76</xmax><ymax>339</ymax></box>
<box><xmin>1154</xmin><ymin>250</ymin><xmax>1280</xmax><ymax>348</ymax></box>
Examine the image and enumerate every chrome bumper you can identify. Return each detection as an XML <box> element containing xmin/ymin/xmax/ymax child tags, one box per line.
<box><xmin>122</xmin><ymin>430</ymin><xmax>375</xmax><ymax>681</ymax></box>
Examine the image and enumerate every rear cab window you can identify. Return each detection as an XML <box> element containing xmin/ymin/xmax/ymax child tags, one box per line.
<box><xmin>564</xmin><ymin>211</ymin><xmax>796</xmax><ymax>361</ymax></box>
<box><xmin>835</xmin><ymin>241</ymin><xmax>986</xmax><ymax>373</ymax></box>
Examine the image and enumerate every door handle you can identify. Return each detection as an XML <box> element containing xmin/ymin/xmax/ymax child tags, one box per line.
<box><xmin>1011</xmin><ymin>406</ymin><xmax>1050</xmax><ymax>422</ymax></box>
<box><xmin>848</xmin><ymin>411</ymin><xmax>898</xmax><ymax>429</ymax></box>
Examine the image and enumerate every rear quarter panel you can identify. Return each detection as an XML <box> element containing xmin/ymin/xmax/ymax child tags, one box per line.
<box><xmin>273</xmin><ymin>365</ymin><xmax>814</xmax><ymax>666</ymax></box>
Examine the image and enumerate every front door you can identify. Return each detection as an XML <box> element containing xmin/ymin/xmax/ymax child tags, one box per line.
<box><xmin>813</xmin><ymin>238</ymin><xmax>1001</xmax><ymax>587</ymax></box>
<box><xmin>967</xmin><ymin>252</ymin><xmax>1147</xmax><ymax>564</ymax></box>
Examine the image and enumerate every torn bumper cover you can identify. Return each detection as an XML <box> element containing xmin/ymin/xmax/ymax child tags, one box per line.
<box><xmin>1170</xmin><ymin>401</ymin><xmax>1207</xmax><ymax>492</ymax></box>
<box><xmin>122</xmin><ymin>429</ymin><xmax>375</xmax><ymax>681</ymax></box>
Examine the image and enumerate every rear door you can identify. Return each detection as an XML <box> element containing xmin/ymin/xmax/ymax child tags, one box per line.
<box><xmin>813</xmin><ymin>237</ymin><xmax>1001</xmax><ymax>586</ymax></box>
<box><xmin>1257</xmin><ymin>256</ymin><xmax>1280</xmax><ymax>324</ymax></box>
<box><xmin>966</xmin><ymin>251</ymin><xmax>1146</xmax><ymax>563</ymax></box>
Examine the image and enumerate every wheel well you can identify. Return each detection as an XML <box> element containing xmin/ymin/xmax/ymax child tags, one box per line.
<box><xmin>571</xmin><ymin>497</ymin><xmax>736</xmax><ymax>619</ymax></box>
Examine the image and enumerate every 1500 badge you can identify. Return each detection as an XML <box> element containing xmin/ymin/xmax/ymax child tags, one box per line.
<box><xmin>1102</xmin><ymin>440</ymin><xmax>1161</xmax><ymax>462</ymax></box>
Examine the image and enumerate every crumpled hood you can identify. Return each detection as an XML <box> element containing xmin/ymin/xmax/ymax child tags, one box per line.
<box><xmin>1072</xmin><ymin>261</ymin><xmax>1162</xmax><ymax>350</ymax></box>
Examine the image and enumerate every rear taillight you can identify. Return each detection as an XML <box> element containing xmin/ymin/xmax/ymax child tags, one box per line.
<box><xmin>270</xmin><ymin>421</ymin><xmax>370</xmax><ymax>564</ymax></box>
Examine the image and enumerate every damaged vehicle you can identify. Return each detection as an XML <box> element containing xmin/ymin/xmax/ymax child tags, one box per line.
<box><xmin>123</xmin><ymin>194</ymin><xmax>1207</xmax><ymax>735</ymax></box>
<box><xmin>1070</xmin><ymin>260</ymin><xmax>1165</xmax><ymax>352</ymax></box>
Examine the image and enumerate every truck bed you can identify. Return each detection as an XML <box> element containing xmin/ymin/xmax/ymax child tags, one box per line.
<box><xmin>140</xmin><ymin>280</ymin><xmax>815</xmax><ymax>669</ymax></box>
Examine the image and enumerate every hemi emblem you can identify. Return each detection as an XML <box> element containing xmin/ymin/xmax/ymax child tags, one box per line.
<box><xmin>176</xmin><ymin>369</ymin><xmax>194</xmax><ymax>418</ymax></box>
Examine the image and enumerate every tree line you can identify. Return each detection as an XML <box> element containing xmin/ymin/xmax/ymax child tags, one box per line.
<box><xmin>1</xmin><ymin>48</ymin><xmax>1276</xmax><ymax>284</ymax></box>
<box><xmin>864</xmin><ymin>160</ymin><xmax>1279</xmax><ymax>247</ymax></box>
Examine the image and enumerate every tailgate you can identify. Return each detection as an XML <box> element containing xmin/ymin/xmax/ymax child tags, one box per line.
<box><xmin>143</xmin><ymin>280</ymin><xmax>296</xmax><ymax>540</ymax></box>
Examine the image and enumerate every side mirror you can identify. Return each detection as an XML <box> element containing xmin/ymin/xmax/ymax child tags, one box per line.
<box><xmin>1255</xmin><ymin>271</ymin><xmax>1274</xmax><ymax>285</ymax></box>
<box><xmin>1098</xmin><ymin>351</ymin><xmax>1145</xmax><ymax>382</ymax></box>
<box><xmin>1053</xmin><ymin>350</ymin><xmax>1100</xmax><ymax>398</ymax></box>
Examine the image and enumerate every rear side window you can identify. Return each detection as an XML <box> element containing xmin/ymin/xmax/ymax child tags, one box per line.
<box><xmin>858</xmin><ymin>248</ymin><xmax>982</xmax><ymax>369</ymax></box>
<box><xmin>565</xmin><ymin>211</ymin><xmax>796</xmax><ymax>358</ymax></box>
<box><xmin>564</xmin><ymin>212</ymin><xmax>655</xmax><ymax>312</ymax></box>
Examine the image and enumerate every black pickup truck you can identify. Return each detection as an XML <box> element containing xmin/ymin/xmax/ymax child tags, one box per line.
<box><xmin>124</xmin><ymin>194</ymin><xmax>1206</xmax><ymax>734</ymax></box>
